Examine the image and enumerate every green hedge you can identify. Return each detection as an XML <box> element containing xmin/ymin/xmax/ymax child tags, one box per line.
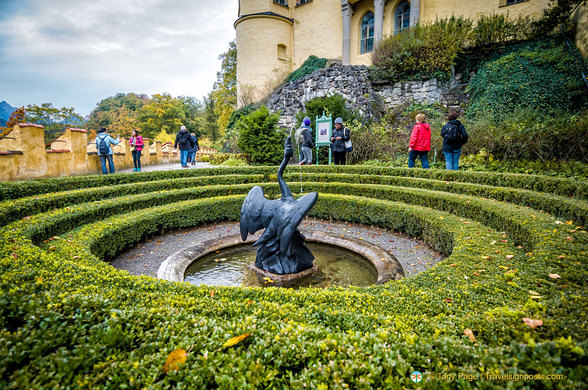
<box><xmin>0</xmin><ymin>167</ymin><xmax>586</xmax><ymax>388</ymax></box>
<box><xmin>2</xmin><ymin>165</ymin><xmax>585</xmax><ymax>200</ymax></box>
<box><xmin>0</xmin><ymin>174</ymin><xmax>263</xmax><ymax>227</ymax></box>
<box><xmin>1</xmin><ymin>192</ymin><xmax>585</xmax><ymax>387</ymax></box>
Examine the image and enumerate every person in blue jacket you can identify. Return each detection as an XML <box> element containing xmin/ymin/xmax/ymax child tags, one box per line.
<box><xmin>187</xmin><ymin>132</ymin><xmax>200</xmax><ymax>165</ymax></box>
<box><xmin>95</xmin><ymin>127</ymin><xmax>120</xmax><ymax>174</ymax></box>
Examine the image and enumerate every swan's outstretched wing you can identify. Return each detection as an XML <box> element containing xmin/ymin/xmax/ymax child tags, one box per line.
<box><xmin>278</xmin><ymin>192</ymin><xmax>318</xmax><ymax>255</ymax></box>
<box><xmin>240</xmin><ymin>186</ymin><xmax>268</xmax><ymax>240</ymax></box>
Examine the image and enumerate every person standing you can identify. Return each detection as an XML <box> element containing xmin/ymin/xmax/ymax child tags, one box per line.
<box><xmin>95</xmin><ymin>127</ymin><xmax>120</xmax><ymax>174</ymax></box>
<box><xmin>129</xmin><ymin>129</ymin><xmax>144</xmax><ymax>172</ymax></box>
<box><xmin>299</xmin><ymin>116</ymin><xmax>314</xmax><ymax>165</ymax></box>
<box><xmin>188</xmin><ymin>132</ymin><xmax>200</xmax><ymax>165</ymax></box>
<box><xmin>441</xmin><ymin>110</ymin><xmax>469</xmax><ymax>170</ymax></box>
<box><xmin>330</xmin><ymin>117</ymin><xmax>350</xmax><ymax>165</ymax></box>
<box><xmin>174</xmin><ymin>125</ymin><xmax>194</xmax><ymax>168</ymax></box>
<box><xmin>408</xmin><ymin>113</ymin><xmax>431</xmax><ymax>169</ymax></box>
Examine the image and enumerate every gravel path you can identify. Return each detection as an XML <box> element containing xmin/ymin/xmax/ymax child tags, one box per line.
<box><xmin>118</xmin><ymin>161</ymin><xmax>214</xmax><ymax>173</ymax></box>
<box><xmin>110</xmin><ymin>218</ymin><xmax>445</xmax><ymax>280</ymax></box>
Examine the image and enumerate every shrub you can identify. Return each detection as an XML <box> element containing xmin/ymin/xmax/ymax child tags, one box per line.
<box><xmin>285</xmin><ymin>55</ymin><xmax>327</xmax><ymax>83</ymax></box>
<box><xmin>371</xmin><ymin>17</ymin><xmax>473</xmax><ymax>82</ymax></box>
<box><xmin>209</xmin><ymin>153</ymin><xmax>247</xmax><ymax>165</ymax></box>
<box><xmin>236</xmin><ymin>106</ymin><xmax>285</xmax><ymax>165</ymax></box>
<box><xmin>467</xmin><ymin>38</ymin><xmax>587</xmax><ymax>118</ymax></box>
<box><xmin>200</xmin><ymin>155</ymin><xmax>210</xmax><ymax>162</ymax></box>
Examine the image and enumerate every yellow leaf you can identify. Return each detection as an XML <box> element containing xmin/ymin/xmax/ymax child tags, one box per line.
<box><xmin>522</xmin><ymin>318</ymin><xmax>543</xmax><ymax>329</ymax></box>
<box><xmin>223</xmin><ymin>332</ymin><xmax>251</xmax><ymax>348</ymax></box>
<box><xmin>464</xmin><ymin>329</ymin><xmax>476</xmax><ymax>342</ymax></box>
<box><xmin>163</xmin><ymin>349</ymin><xmax>188</xmax><ymax>373</ymax></box>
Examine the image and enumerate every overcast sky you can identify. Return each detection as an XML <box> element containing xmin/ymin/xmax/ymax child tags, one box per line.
<box><xmin>0</xmin><ymin>0</ymin><xmax>239</xmax><ymax>116</ymax></box>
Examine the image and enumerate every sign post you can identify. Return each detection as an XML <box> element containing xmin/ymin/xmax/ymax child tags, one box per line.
<box><xmin>315</xmin><ymin>112</ymin><xmax>332</xmax><ymax>165</ymax></box>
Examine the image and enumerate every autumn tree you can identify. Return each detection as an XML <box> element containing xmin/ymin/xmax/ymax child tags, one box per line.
<box><xmin>202</xmin><ymin>92</ymin><xmax>220</xmax><ymax>142</ymax></box>
<box><xmin>135</xmin><ymin>93</ymin><xmax>188</xmax><ymax>139</ymax></box>
<box><xmin>86</xmin><ymin>93</ymin><xmax>148</xmax><ymax>136</ymax></box>
<box><xmin>0</xmin><ymin>106</ymin><xmax>26</xmax><ymax>137</ymax></box>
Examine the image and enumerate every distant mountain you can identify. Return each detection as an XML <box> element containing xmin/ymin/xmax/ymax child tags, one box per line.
<box><xmin>0</xmin><ymin>101</ymin><xmax>17</xmax><ymax>127</ymax></box>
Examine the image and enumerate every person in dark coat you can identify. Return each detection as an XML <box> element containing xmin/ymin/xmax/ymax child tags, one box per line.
<box><xmin>174</xmin><ymin>125</ymin><xmax>194</xmax><ymax>168</ymax></box>
<box><xmin>441</xmin><ymin>110</ymin><xmax>469</xmax><ymax>170</ymax></box>
<box><xmin>187</xmin><ymin>132</ymin><xmax>200</xmax><ymax>165</ymax></box>
<box><xmin>330</xmin><ymin>117</ymin><xmax>350</xmax><ymax>165</ymax></box>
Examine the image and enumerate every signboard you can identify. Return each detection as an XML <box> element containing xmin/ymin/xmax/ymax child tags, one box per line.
<box><xmin>315</xmin><ymin>113</ymin><xmax>332</xmax><ymax>146</ymax></box>
<box><xmin>315</xmin><ymin>112</ymin><xmax>332</xmax><ymax>164</ymax></box>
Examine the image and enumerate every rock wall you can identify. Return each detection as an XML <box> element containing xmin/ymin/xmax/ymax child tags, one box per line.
<box><xmin>265</xmin><ymin>64</ymin><xmax>469</xmax><ymax>129</ymax></box>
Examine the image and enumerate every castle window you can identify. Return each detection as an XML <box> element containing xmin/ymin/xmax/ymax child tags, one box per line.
<box><xmin>273</xmin><ymin>0</ymin><xmax>288</xmax><ymax>6</ymax></box>
<box><xmin>394</xmin><ymin>1</ymin><xmax>411</xmax><ymax>34</ymax></box>
<box><xmin>296</xmin><ymin>0</ymin><xmax>312</xmax><ymax>5</ymax></box>
<box><xmin>360</xmin><ymin>12</ymin><xmax>375</xmax><ymax>54</ymax></box>
<box><xmin>277</xmin><ymin>44</ymin><xmax>287</xmax><ymax>61</ymax></box>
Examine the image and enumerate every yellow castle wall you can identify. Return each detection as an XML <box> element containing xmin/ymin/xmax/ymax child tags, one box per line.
<box><xmin>0</xmin><ymin>125</ymin><xmax>191</xmax><ymax>181</ymax></box>
<box><xmin>292</xmin><ymin>1</ymin><xmax>343</xmax><ymax>68</ymax></box>
<box><xmin>236</xmin><ymin>0</ymin><xmax>573</xmax><ymax>97</ymax></box>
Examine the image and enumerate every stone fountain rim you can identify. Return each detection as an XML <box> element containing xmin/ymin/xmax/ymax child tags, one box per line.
<box><xmin>157</xmin><ymin>231</ymin><xmax>404</xmax><ymax>285</ymax></box>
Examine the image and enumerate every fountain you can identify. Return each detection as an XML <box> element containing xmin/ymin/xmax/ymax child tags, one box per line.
<box><xmin>157</xmin><ymin>136</ymin><xmax>404</xmax><ymax>288</ymax></box>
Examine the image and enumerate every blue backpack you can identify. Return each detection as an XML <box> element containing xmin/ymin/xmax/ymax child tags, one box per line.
<box><xmin>97</xmin><ymin>135</ymin><xmax>110</xmax><ymax>155</ymax></box>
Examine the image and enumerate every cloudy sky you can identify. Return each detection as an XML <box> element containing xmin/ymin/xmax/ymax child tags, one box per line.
<box><xmin>0</xmin><ymin>0</ymin><xmax>239</xmax><ymax>116</ymax></box>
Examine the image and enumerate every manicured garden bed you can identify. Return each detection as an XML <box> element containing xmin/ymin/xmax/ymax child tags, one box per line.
<box><xmin>1</xmin><ymin>166</ymin><xmax>586</xmax><ymax>388</ymax></box>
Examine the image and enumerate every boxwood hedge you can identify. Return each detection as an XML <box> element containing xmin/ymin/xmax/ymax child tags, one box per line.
<box><xmin>0</xmin><ymin>166</ymin><xmax>586</xmax><ymax>388</ymax></box>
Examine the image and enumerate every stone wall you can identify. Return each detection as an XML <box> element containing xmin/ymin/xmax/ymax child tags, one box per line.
<box><xmin>265</xmin><ymin>64</ymin><xmax>469</xmax><ymax>129</ymax></box>
<box><xmin>0</xmin><ymin>124</ymin><xmax>218</xmax><ymax>182</ymax></box>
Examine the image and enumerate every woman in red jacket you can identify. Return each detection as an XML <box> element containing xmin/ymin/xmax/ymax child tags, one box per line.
<box><xmin>408</xmin><ymin>113</ymin><xmax>431</xmax><ymax>169</ymax></box>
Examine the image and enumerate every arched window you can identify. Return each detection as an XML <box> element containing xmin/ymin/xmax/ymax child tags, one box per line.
<box><xmin>394</xmin><ymin>1</ymin><xmax>410</xmax><ymax>34</ymax></box>
<box><xmin>360</xmin><ymin>12</ymin><xmax>375</xmax><ymax>54</ymax></box>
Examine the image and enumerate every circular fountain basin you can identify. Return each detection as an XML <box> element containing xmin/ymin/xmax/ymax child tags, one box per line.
<box><xmin>158</xmin><ymin>231</ymin><xmax>404</xmax><ymax>288</ymax></box>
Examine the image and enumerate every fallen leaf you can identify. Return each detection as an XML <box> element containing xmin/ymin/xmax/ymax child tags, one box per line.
<box><xmin>22</xmin><ymin>216</ymin><xmax>31</xmax><ymax>220</ymax></box>
<box><xmin>558</xmin><ymin>255</ymin><xmax>565</xmax><ymax>259</ymax></box>
<box><xmin>449</xmin><ymin>264</ymin><xmax>457</xmax><ymax>267</ymax></box>
<box><xmin>464</xmin><ymin>329</ymin><xmax>476</xmax><ymax>342</ymax></box>
<box><xmin>522</xmin><ymin>318</ymin><xmax>543</xmax><ymax>329</ymax></box>
<box><xmin>505</xmin><ymin>255</ymin><xmax>514</xmax><ymax>260</ymax></box>
<box><xmin>444</xmin><ymin>298</ymin><xmax>452</xmax><ymax>303</ymax></box>
<box><xmin>473</xmin><ymin>272</ymin><xmax>480</xmax><ymax>276</ymax></box>
<box><xmin>548</xmin><ymin>273</ymin><xmax>561</xmax><ymax>279</ymax></box>
<box><xmin>210</xmin><ymin>290</ymin><xmax>215</xmax><ymax>297</ymax></box>
<box><xmin>163</xmin><ymin>349</ymin><xmax>188</xmax><ymax>373</ymax></box>
<box><xmin>223</xmin><ymin>332</ymin><xmax>251</xmax><ymax>348</ymax></box>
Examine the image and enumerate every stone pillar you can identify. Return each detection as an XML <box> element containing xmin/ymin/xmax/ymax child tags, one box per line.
<box><xmin>410</xmin><ymin>0</ymin><xmax>420</xmax><ymax>27</ymax></box>
<box><xmin>341</xmin><ymin>1</ymin><xmax>352</xmax><ymax>65</ymax></box>
<box><xmin>374</xmin><ymin>0</ymin><xmax>385</xmax><ymax>45</ymax></box>
<box><xmin>15</xmin><ymin>123</ymin><xmax>47</xmax><ymax>179</ymax></box>
<box><xmin>69</xmin><ymin>128</ymin><xmax>89</xmax><ymax>175</ymax></box>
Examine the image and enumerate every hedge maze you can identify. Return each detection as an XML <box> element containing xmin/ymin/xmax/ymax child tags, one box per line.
<box><xmin>0</xmin><ymin>166</ymin><xmax>586</xmax><ymax>388</ymax></box>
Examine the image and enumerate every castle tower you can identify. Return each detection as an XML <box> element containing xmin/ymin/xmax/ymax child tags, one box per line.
<box><xmin>235</xmin><ymin>0</ymin><xmax>295</xmax><ymax>105</ymax></box>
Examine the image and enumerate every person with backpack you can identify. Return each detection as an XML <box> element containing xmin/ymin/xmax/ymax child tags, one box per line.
<box><xmin>408</xmin><ymin>113</ymin><xmax>431</xmax><ymax>169</ymax></box>
<box><xmin>95</xmin><ymin>127</ymin><xmax>120</xmax><ymax>174</ymax></box>
<box><xmin>129</xmin><ymin>129</ymin><xmax>144</xmax><ymax>172</ymax></box>
<box><xmin>174</xmin><ymin>125</ymin><xmax>195</xmax><ymax>168</ymax></box>
<box><xmin>298</xmin><ymin>116</ymin><xmax>314</xmax><ymax>165</ymax></box>
<box><xmin>188</xmin><ymin>132</ymin><xmax>200</xmax><ymax>165</ymax></box>
<box><xmin>441</xmin><ymin>110</ymin><xmax>469</xmax><ymax>170</ymax></box>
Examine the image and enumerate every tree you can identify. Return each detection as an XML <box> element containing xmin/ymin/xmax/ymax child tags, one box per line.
<box><xmin>212</xmin><ymin>40</ymin><xmax>237</xmax><ymax>135</ymax></box>
<box><xmin>202</xmin><ymin>93</ymin><xmax>220</xmax><ymax>142</ymax></box>
<box><xmin>135</xmin><ymin>93</ymin><xmax>187</xmax><ymax>139</ymax></box>
<box><xmin>0</xmin><ymin>106</ymin><xmax>26</xmax><ymax>137</ymax></box>
<box><xmin>25</xmin><ymin>103</ymin><xmax>85</xmax><ymax>143</ymax></box>
<box><xmin>86</xmin><ymin>93</ymin><xmax>148</xmax><ymax>134</ymax></box>
<box><xmin>236</xmin><ymin>106</ymin><xmax>285</xmax><ymax>165</ymax></box>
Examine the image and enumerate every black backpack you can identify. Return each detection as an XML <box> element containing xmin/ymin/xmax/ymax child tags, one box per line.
<box><xmin>179</xmin><ymin>131</ymin><xmax>191</xmax><ymax>147</ymax></box>
<box><xmin>97</xmin><ymin>135</ymin><xmax>110</xmax><ymax>154</ymax></box>
<box><xmin>444</xmin><ymin>123</ymin><xmax>462</xmax><ymax>145</ymax></box>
